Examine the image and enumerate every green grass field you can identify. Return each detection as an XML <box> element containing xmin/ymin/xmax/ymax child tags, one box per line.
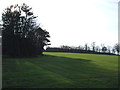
<box><xmin>2</xmin><ymin>52</ymin><xmax>118</xmax><ymax>88</ymax></box>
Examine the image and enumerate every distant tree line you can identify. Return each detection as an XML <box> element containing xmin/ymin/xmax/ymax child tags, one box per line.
<box><xmin>45</xmin><ymin>42</ymin><xmax>120</xmax><ymax>55</ymax></box>
<box><xmin>1</xmin><ymin>4</ymin><xmax>50</xmax><ymax>57</ymax></box>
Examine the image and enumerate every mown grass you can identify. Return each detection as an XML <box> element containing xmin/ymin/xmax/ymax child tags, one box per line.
<box><xmin>2</xmin><ymin>52</ymin><xmax>118</xmax><ymax>88</ymax></box>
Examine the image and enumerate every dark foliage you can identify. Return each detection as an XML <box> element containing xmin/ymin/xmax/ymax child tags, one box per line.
<box><xmin>114</xmin><ymin>43</ymin><xmax>120</xmax><ymax>55</ymax></box>
<box><xmin>2</xmin><ymin>3</ymin><xmax>50</xmax><ymax>57</ymax></box>
<box><xmin>101</xmin><ymin>46</ymin><xmax>107</xmax><ymax>53</ymax></box>
<box><xmin>45</xmin><ymin>47</ymin><xmax>116</xmax><ymax>55</ymax></box>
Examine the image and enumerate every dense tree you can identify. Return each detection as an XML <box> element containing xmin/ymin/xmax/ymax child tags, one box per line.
<box><xmin>114</xmin><ymin>43</ymin><xmax>120</xmax><ymax>55</ymax></box>
<box><xmin>112</xmin><ymin>49</ymin><xmax>116</xmax><ymax>54</ymax></box>
<box><xmin>2</xmin><ymin>3</ymin><xmax>50</xmax><ymax>57</ymax></box>
<box><xmin>102</xmin><ymin>46</ymin><xmax>107</xmax><ymax>53</ymax></box>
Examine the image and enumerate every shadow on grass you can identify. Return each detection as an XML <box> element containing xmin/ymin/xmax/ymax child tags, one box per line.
<box><xmin>2</xmin><ymin>54</ymin><xmax>118</xmax><ymax>88</ymax></box>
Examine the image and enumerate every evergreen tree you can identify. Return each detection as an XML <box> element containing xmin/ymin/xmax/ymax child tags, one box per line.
<box><xmin>2</xmin><ymin>3</ymin><xmax>50</xmax><ymax>57</ymax></box>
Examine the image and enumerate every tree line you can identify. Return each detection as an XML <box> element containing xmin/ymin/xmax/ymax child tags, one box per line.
<box><xmin>1</xmin><ymin>3</ymin><xmax>119</xmax><ymax>57</ymax></box>
<box><xmin>46</xmin><ymin>42</ymin><xmax>120</xmax><ymax>55</ymax></box>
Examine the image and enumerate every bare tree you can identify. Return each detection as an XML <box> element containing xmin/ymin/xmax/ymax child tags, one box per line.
<box><xmin>107</xmin><ymin>46</ymin><xmax>111</xmax><ymax>53</ymax></box>
<box><xmin>91</xmin><ymin>42</ymin><xmax>95</xmax><ymax>52</ymax></box>
<box><xmin>85</xmin><ymin>43</ymin><xmax>88</xmax><ymax>51</ymax></box>
<box><xmin>95</xmin><ymin>46</ymin><xmax>100</xmax><ymax>52</ymax></box>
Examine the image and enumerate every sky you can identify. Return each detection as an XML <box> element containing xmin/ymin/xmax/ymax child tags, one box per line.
<box><xmin>0</xmin><ymin>0</ymin><xmax>119</xmax><ymax>48</ymax></box>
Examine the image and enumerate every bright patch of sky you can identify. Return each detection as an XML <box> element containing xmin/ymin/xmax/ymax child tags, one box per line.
<box><xmin>0</xmin><ymin>0</ymin><xmax>119</xmax><ymax>47</ymax></box>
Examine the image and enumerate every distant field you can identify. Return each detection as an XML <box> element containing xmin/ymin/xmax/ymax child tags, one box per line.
<box><xmin>2</xmin><ymin>52</ymin><xmax>118</xmax><ymax>88</ymax></box>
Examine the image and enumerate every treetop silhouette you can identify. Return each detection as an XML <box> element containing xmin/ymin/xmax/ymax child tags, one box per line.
<box><xmin>2</xmin><ymin>3</ymin><xmax>50</xmax><ymax>57</ymax></box>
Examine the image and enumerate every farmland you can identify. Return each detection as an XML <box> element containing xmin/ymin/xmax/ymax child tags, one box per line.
<box><xmin>2</xmin><ymin>52</ymin><xmax>118</xmax><ymax>88</ymax></box>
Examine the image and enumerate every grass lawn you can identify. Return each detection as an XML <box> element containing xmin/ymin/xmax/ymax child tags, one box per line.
<box><xmin>2</xmin><ymin>52</ymin><xmax>118</xmax><ymax>88</ymax></box>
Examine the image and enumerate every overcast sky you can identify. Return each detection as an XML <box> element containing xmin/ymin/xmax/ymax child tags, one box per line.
<box><xmin>0</xmin><ymin>0</ymin><xmax>119</xmax><ymax>47</ymax></box>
